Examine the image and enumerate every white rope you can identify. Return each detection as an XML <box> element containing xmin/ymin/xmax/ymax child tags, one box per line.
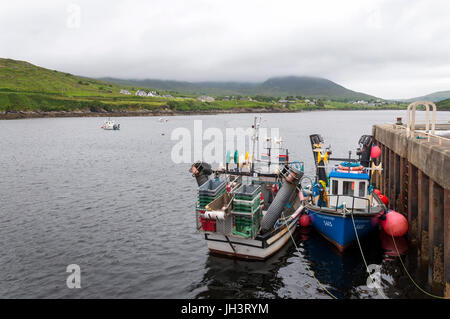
<box><xmin>349</xmin><ymin>209</ymin><xmax>387</xmax><ymax>299</ymax></box>
<box><xmin>281</xmin><ymin>210</ymin><xmax>339</xmax><ymax>299</ymax></box>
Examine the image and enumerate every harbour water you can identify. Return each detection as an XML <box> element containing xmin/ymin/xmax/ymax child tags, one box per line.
<box><xmin>1</xmin><ymin>110</ymin><xmax>448</xmax><ymax>298</ymax></box>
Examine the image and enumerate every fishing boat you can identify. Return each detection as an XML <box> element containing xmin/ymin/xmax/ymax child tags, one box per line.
<box><xmin>303</xmin><ymin>134</ymin><xmax>386</xmax><ymax>252</ymax></box>
<box><xmin>189</xmin><ymin>117</ymin><xmax>306</xmax><ymax>260</ymax></box>
<box><xmin>101</xmin><ymin>119</ymin><xmax>120</xmax><ymax>130</ymax></box>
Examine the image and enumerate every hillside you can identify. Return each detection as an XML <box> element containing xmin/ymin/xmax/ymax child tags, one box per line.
<box><xmin>101</xmin><ymin>76</ymin><xmax>377</xmax><ymax>100</ymax></box>
<box><xmin>397</xmin><ymin>90</ymin><xmax>450</xmax><ymax>103</ymax></box>
<box><xmin>436</xmin><ymin>98</ymin><xmax>450</xmax><ymax>110</ymax></box>
<box><xmin>0</xmin><ymin>58</ymin><xmax>178</xmax><ymax>112</ymax></box>
<box><xmin>0</xmin><ymin>58</ymin><xmax>374</xmax><ymax>101</ymax></box>
<box><xmin>0</xmin><ymin>58</ymin><xmax>126</xmax><ymax>95</ymax></box>
<box><xmin>258</xmin><ymin>76</ymin><xmax>374</xmax><ymax>99</ymax></box>
<box><xmin>0</xmin><ymin>58</ymin><xmax>407</xmax><ymax>118</ymax></box>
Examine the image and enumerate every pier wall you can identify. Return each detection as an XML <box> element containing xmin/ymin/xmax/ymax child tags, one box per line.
<box><xmin>372</xmin><ymin>123</ymin><xmax>450</xmax><ymax>297</ymax></box>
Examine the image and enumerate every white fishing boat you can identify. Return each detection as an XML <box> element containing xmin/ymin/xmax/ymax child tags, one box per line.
<box><xmin>190</xmin><ymin>117</ymin><xmax>306</xmax><ymax>260</ymax></box>
<box><xmin>101</xmin><ymin>119</ymin><xmax>120</xmax><ymax>130</ymax></box>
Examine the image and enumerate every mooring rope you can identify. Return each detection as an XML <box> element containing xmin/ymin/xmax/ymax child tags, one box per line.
<box><xmin>389</xmin><ymin>229</ymin><xmax>448</xmax><ymax>299</ymax></box>
<box><xmin>349</xmin><ymin>209</ymin><xmax>388</xmax><ymax>299</ymax></box>
<box><xmin>279</xmin><ymin>162</ymin><xmax>447</xmax><ymax>299</ymax></box>
<box><xmin>277</xmin><ymin>168</ymin><xmax>381</xmax><ymax>299</ymax></box>
<box><xmin>282</xmin><ymin>211</ymin><xmax>339</xmax><ymax>299</ymax></box>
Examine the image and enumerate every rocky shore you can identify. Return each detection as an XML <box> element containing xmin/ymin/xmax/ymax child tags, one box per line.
<box><xmin>0</xmin><ymin>107</ymin><xmax>309</xmax><ymax>120</ymax></box>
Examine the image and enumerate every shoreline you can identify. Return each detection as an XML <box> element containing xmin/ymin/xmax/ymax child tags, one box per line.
<box><xmin>0</xmin><ymin>107</ymin><xmax>409</xmax><ymax>120</ymax></box>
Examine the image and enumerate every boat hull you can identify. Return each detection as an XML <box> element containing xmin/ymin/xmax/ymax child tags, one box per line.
<box><xmin>307</xmin><ymin>207</ymin><xmax>380</xmax><ymax>252</ymax></box>
<box><xmin>204</xmin><ymin>217</ymin><xmax>299</xmax><ymax>260</ymax></box>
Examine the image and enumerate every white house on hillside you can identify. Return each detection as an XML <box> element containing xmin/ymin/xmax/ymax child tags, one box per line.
<box><xmin>120</xmin><ymin>89</ymin><xmax>131</xmax><ymax>95</ymax></box>
<box><xmin>135</xmin><ymin>90</ymin><xmax>147</xmax><ymax>97</ymax></box>
<box><xmin>197</xmin><ymin>95</ymin><xmax>215</xmax><ymax>102</ymax></box>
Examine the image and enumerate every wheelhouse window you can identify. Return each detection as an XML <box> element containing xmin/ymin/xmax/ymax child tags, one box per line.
<box><xmin>359</xmin><ymin>182</ymin><xmax>366</xmax><ymax>197</ymax></box>
<box><xmin>343</xmin><ymin>181</ymin><xmax>353</xmax><ymax>196</ymax></box>
<box><xmin>332</xmin><ymin>180</ymin><xmax>338</xmax><ymax>194</ymax></box>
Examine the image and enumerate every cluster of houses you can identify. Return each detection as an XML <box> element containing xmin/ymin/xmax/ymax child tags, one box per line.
<box><xmin>119</xmin><ymin>89</ymin><xmax>173</xmax><ymax>98</ymax></box>
<box><xmin>135</xmin><ymin>90</ymin><xmax>160</xmax><ymax>97</ymax></box>
<box><xmin>278</xmin><ymin>98</ymin><xmax>317</xmax><ymax>106</ymax></box>
<box><xmin>116</xmin><ymin>90</ymin><xmax>389</xmax><ymax>108</ymax></box>
<box><xmin>278</xmin><ymin>98</ymin><xmax>297</xmax><ymax>104</ymax></box>
<box><xmin>351</xmin><ymin>100</ymin><xmax>387</xmax><ymax>106</ymax></box>
<box><xmin>120</xmin><ymin>89</ymin><xmax>131</xmax><ymax>95</ymax></box>
<box><xmin>196</xmin><ymin>95</ymin><xmax>215</xmax><ymax>102</ymax></box>
<box><xmin>196</xmin><ymin>95</ymin><xmax>256</xmax><ymax>102</ymax></box>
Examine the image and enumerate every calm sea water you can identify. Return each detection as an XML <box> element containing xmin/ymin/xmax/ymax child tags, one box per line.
<box><xmin>1</xmin><ymin>110</ymin><xmax>448</xmax><ymax>299</ymax></box>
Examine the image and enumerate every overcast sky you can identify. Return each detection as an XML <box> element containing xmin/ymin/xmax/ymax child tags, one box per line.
<box><xmin>1</xmin><ymin>0</ymin><xmax>449</xmax><ymax>99</ymax></box>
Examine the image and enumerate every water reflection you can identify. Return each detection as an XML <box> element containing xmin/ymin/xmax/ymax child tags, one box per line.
<box><xmin>194</xmin><ymin>239</ymin><xmax>299</xmax><ymax>298</ymax></box>
<box><xmin>379</xmin><ymin>230</ymin><xmax>409</xmax><ymax>258</ymax></box>
<box><xmin>194</xmin><ymin>226</ymin><xmax>422</xmax><ymax>299</ymax></box>
<box><xmin>301</xmin><ymin>229</ymin><xmax>384</xmax><ymax>298</ymax></box>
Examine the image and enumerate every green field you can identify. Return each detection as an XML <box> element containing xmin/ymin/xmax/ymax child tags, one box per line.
<box><xmin>0</xmin><ymin>58</ymin><xmax>413</xmax><ymax>114</ymax></box>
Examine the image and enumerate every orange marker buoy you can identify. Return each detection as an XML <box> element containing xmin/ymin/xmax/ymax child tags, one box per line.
<box><xmin>379</xmin><ymin>194</ymin><xmax>389</xmax><ymax>206</ymax></box>
<box><xmin>371</xmin><ymin>144</ymin><xmax>381</xmax><ymax>159</ymax></box>
<box><xmin>381</xmin><ymin>210</ymin><xmax>408</xmax><ymax>237</ymax></box>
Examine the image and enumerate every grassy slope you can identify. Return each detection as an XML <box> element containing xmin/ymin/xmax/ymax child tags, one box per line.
<box><xmin>0</xmin><ymin>58</ymin><xmax>408</xmax><ymax>113</ymax></box>
<box><xmin>436</xmin><ymin>98</ymin><xmax>450</xmax><ymax>110</ymax></box>
<box><xmin>0</xmin><ymin>58</ymin><xmax>185</xmax><ymax>112</ymax></box>
<box><xmin>400</xmin><ymin>90</ymin><xmax>450</xmax><ymax>103</ymax></box>
<box><xmin>0</xmin><ymin>58</ymin><xmax>129</xmax><ymax>96</ymax></box>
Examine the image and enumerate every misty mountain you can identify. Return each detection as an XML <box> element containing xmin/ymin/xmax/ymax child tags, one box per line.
<box><xmin>100</xmin><ymin>76</ymin><xmax>377</xmax><ymax>100</ymax></box>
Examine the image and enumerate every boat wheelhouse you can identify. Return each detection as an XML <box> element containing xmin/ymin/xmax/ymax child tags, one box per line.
<box><xmin>327</xmin><ymin>168</ymin><xmax>371</xmax><ymax>210</ymax></box>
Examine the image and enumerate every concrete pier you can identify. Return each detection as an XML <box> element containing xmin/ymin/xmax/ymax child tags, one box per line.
<box><xmin>372</xmin><ymin>103</ymin><xmax>450</xmax><ymax>297</ymax></box>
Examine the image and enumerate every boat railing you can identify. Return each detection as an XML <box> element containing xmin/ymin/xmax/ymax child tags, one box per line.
<box><xmin>329</xmin><ymin>165</ymin><xmax>368</xmax><ymax>173</ymax></box>
<box><xmin>318</xmin><ymin>194</ymin><xmax>371</xmax><ymax>215</ymax></box>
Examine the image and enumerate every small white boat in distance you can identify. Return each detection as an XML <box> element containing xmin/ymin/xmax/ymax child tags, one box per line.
<box><xmin>101</xmin><ymin>119</ymin><xmax>120</xmax><ymax>130</ymax></box>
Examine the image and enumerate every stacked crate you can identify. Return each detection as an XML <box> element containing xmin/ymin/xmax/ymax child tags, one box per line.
<box><xmin>232</xmin><ymin>184</ymin><xmax>262</xmax><ymax>238</ymax></box>
<box><xmin>197</xmin><ymin>178</ymin><xmax>226</xmax><ymax>209</ymax></box>
<box><xmin>197</xmin><ymin>178</ymin><xmax>226</xmax><ymax>232</ymax></box>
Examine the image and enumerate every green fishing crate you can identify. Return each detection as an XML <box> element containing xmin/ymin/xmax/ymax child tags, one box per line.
<box><xmin>233</xmin><ymin>197</ymin><xmax>261</xmax><ymax>213</ymax></box>
<box><xmin>197</xmin><ymin>189</ymin><xmax>226</xmax><ymax>208</ymax></box>
<box><xmin>234</xmin><ymin>184</ymin><xmax>261</xmax><ymax>201</ymax></box>
<box><xmin>232</xmin><ymin>184</ymin><xmax>262</xmax><ymax>213</ymax></box>
<box><xmin>232</xmin><ymin>209</ymin><xmax>262</xmax><ymax>238</ymax></box>
<box><xmin>196</xmin><ymin>177</ymin><xmax>226</xmax><ymax>209</ymax></box>
<box><xmin>197</xmin><ymin>188</ymin><xmax>226</xmax><ymax>209</ymax></box>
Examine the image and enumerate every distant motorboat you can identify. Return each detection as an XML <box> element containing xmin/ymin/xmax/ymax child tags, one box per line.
<box><xmin>101</xmin><ymin>119</ymin><xmax>120</xmax><ymax>130</ymax></box>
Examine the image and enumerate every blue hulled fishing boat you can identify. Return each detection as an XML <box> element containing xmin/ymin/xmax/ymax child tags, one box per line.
<box><xmin>303</xmin><ymin>134</ymin><xmax>386</xmax><ymax>252</ymax></box>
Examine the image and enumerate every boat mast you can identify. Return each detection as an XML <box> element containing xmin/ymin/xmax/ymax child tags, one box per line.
<box><xmin>251</xmin><ymin>116</ymin><xmax>261</xmax><ymax>174</ymax></box>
